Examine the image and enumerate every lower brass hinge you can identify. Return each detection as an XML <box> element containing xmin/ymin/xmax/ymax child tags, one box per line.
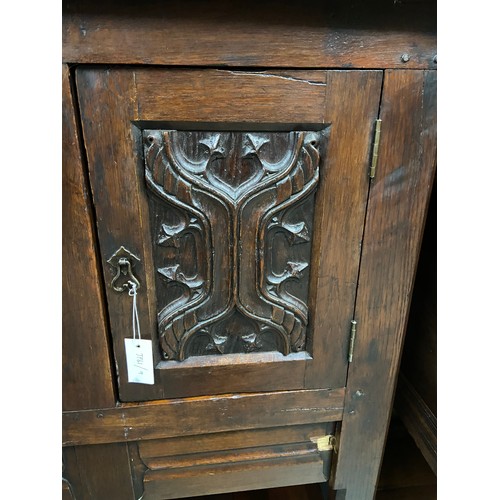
<box><xmin>348</xmin><ymin>320</ymin><xmax>357</xmax><ymax>363</ymax></box>
<box><xmin>369</xmin><ymin>119</ymin><xmax>382</xmax><ymax>179</ymax></box>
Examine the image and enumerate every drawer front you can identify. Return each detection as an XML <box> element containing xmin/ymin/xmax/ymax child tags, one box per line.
<box><xmin>131</xmin><ymin>423</ymin><xmax>335</xmax><ymax>499</ymax></box>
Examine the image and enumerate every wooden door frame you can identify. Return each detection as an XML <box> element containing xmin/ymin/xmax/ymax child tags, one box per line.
<box><xmin>74</xmin><ymin>67</ymin><xmax>382</xmax><ymax>402</ymax></box>
<box><xmin>331</xmin><ymin>69</ymin><xmax>437</xmax><ymax>499</ymax></box>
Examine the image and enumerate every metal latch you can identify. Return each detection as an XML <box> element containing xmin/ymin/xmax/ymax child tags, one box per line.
<box><xmin>311</xmin><ymin>435</ymin><xmax>337</xmax><ymax>452</ymax></box>
<box><xmin>107</xmin><ymin>246</ymin><xmax>141</xmax><ymax>292</ymax></box>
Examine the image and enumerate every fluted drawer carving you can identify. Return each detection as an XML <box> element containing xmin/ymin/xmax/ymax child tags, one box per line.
<box><xmin>144</xmin><ymin>130</ymin><xmax>322</xmax><ymax>361</ymax></box>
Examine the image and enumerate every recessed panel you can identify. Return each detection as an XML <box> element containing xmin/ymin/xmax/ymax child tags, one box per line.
<box><xmin>143</xmin><ymin>130</ymin><xmax>323</xmax><ymax>361</ymax></box>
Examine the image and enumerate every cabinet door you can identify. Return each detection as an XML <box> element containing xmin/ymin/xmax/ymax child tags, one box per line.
<box><xmin>76</xmin><ymin>68</ymin><xmax>382</xmax><ymax>402</ymax></box>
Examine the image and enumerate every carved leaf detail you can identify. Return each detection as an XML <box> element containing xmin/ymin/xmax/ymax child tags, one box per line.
<box><xmin>143</xmin><ymin>129</ymin><xmax>323</xmax><ymax>361</ymax></box>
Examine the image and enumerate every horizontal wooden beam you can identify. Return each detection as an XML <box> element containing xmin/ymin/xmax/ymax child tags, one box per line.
<box><xmin>63</xmin><ymin>388</ymin><xmax>345</xmax><ymax>446</ymax></box>
<box><xmin>63</xmin><ymin>0</ymin><xmax>436</xmax><ymax>69</ymax></box>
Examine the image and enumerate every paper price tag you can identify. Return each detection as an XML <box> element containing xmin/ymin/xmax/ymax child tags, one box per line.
<box><xmin>124</xmin><ymin>338</ymin><xmax>155</xmax><ymax>385</ymax></box>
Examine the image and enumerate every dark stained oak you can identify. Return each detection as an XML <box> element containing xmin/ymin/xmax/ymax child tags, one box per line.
<box><xmin>62</xmin><ymin>64</ymin><xmax>115</xmax><ymax>411</ymax></box>
<box><xmin>63</xmin><ymin>387</ymin><xmax>345</xmax><ymax>446</ymax></box>
<box><xmin>134</xmin><ymin>423</ymin><xmax>335</xmax><ymax>498</ymax></box>
<box><xmin>306</xmin><ymin>70</ymin><xmax>382</xmax><ymax>390</ymax></box>
<box><xmin>63</xmin><ymin>0</ymin><xmax>436</xmax><ymax>69</ymax></box>
<box><xmin>182</xmin><ymin>416</ymin><xmax>436</xmax><ymax>499</ymax></box>
<box><xmin>135</xmin><ymin>70</ymin><xmax>327</xmax><ymax>124</ymax></box>
<box><xmin>144</xmin><ymin>457</ymin><xmax>327</xmax><ymax>499</ymax></box>
<box><xmin>63</xmin><ymin>6</ymin><xmax>437</xmax><ymax>495</ymax></box>
<box><xmin>139</xmin><ymin>423</ymin><xmax>333</xmax><ymax>460</ymax></box>
<box><xmin>144</xmin><ymin>130</ymin><xmax>320</xmax><ymax>361</ymax></box>
<box><xmin>76</xmin><ymin>67</ymin><xmax>382</xmax><ymax>402</ymax></box>
<box><xmin>332</xmin><ymin>70</ymin><xmax>437</xmax><ymax>499</ymax></box>
<box><xmin>63</xmin><ymin>443</ymin><xmax>135</xmax><ymax>500</ymax></box>
<box><xmin>76</xmin><ymin>68</ymin><xmax>165</xmax><ymax>402</ymax></box>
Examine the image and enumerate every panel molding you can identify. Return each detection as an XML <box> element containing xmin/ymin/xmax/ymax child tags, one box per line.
<box><xmin>144</xmin><ymin>130</ymin><xmax>321</xmax><ymax>361</ymax></box>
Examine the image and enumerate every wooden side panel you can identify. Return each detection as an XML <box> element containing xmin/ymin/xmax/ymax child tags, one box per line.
<box><xmin>332</xmin><ymin>70</ymin><xmax>437</xmax><ymax>499</ymax></box>
<box><xmin>64</xmin><ymin>443</ymin><xmax>135</xmax><ymax>500</ymax></box>
<box><xmin>62</xmin><ymin>64</ymin><xmax>115</xmax><ymax>410</ymax></box>
<box><xmin>395</xmin><ymin>374</ymin><xmax>437</xmax><ymax>475</ymax></box>
<box><xmin>306</xmin><ymin>70</ymin><xmax>383</xmax><ymax>389</ymax></box>
<box><xmin>63</xmin><ymin>387</ymin><xmax>345</xmax><ymax>446</ymax></box>
<box><xmin>396</xmin><ymin>182</ymin><xmax>437</xmax><ymax>473</ymax></box>
<box><xmin>399</xmin><ymin>180</ymin><xmax>437</xmax><ymax>414</ymax></box>
<box><xmin>63</xmin><ymin>0</ymin><xmax>436</xmax><ymax>69</ymax></box>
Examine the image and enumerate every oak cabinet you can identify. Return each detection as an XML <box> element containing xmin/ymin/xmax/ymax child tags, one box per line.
<box><xmin>62</xmin><ymin>2</ymin><xmax>436</xmax><ymax>499</ymax></box>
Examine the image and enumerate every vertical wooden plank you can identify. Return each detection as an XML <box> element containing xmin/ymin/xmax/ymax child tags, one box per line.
<box><xmin>62</xmin><ymin>480</ymin><xmax>75</xmax><ymax>500</ymax></box>
<box><xmin>71</xmin><ymin>443</ymin><xmax>135</xmax><ymax>499</ymax></box>
<box><xmin>306</xmin><ymin>70</ymin><xmax>383</xmax><ymax>389</ymax></box>
<box><xmin>62</xmin><ymin>447</ymin><xmax>80</xmax><ymax>499</ymax></box>
<box><xmin>76</xmin><ymin>68</ymin><xmax>163</xmax><ymax>401</ymax></box>
<box><xmin>332</xmin><ymin>70</ymin><xmax>436</xmax><ymax>499</ymax></box>
<box><xmin>62</xmin><ymin>64</ymin><xmax>116</xmax><ymax>410</ymax></box>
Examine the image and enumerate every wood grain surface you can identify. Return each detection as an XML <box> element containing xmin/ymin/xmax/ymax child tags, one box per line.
<box><xmin>76</xmin><ymin>67</ymin><xmax>381</xmax><ymax>402</ymax></box>
<box><xmin>63</xmin><ymin>443</ymin><xmax>135</xmax><ymax>499</ymax></box>
<box><xmin>76</xmin><ymin>68</ymin><xmax>165</xmax><ymax>402</ymax></box>
<box><xmin>135</xmin><ymin>69</ymin><xmax>327</xmax><ymax>124</ymax></box>
<box><xmin>63</xmin><ymin>387</ymin><xmax>345</xmax><ymax>446</ymax></box>
<box><xmin>144</xmin><ymin>457</ymin><xmax>327</xmax><ymax>499</ymax></box>
<box><xmin>332</xmin><ymin>70</ymin><xmax>437</xmax><ymax>499</ymax></box>
<box><xmin>138</xmin><ymin>423</ymin><xmax>333</xmax><ymax>459</ymax></box>
<box><xmin>306</xmin><ymin>70</ymin><xmax>382</xmax><ymax>389</ymax></box>
<box><xmin>63</xmin><ymin>0</ymin><xmax>436</xmax><ymax>69</ymax></box>
<box><xmin>62</xmin><ymin>64</ymin><xmax>116</xmax><ymax>411</ymax></box>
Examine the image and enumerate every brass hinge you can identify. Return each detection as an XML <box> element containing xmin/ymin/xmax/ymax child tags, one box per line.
<box><xmin>312</xmin><ymin>435</ymin><xmax>337</xmax><ymax>453</ymax></box>
<box><xmin>348</xmin><ymin>320</ymin><xmax>357</xmax><ymax>363</ymax></box>
<box><xmin>369</xmin><ymin>119</ymin><xmax>382</xmax><ymax>179</ymax></box>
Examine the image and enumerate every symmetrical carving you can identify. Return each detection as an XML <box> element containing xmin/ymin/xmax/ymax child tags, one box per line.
<box><xmin>144</xmin><ymin>130</ymin><xmax>322</xmax><ymax>361</ymax></box>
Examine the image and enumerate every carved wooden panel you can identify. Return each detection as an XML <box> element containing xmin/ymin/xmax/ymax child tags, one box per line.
<box><xmin>144</xmin><ymin>130</ymin><xmax>322</xmax><ymax>361</ymax></box>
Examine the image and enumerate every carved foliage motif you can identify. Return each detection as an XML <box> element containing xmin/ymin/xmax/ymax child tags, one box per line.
<box><xmin>144</xmin><ymin>130</ymin><xmax>321</xmax><ymax>361</ymax></box>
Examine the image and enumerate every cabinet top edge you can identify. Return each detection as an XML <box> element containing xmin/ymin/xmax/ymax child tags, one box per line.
<box><xmin>63</xmin><ymin>0</ymin><xmax>436</xmax><ymax>70</ymax></box>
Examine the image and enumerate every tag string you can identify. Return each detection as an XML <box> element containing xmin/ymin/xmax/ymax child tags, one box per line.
<box><xmin>128</xmin><ymin>281</ymin><xmax>141</xmax><ymax>341</ymax></box>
